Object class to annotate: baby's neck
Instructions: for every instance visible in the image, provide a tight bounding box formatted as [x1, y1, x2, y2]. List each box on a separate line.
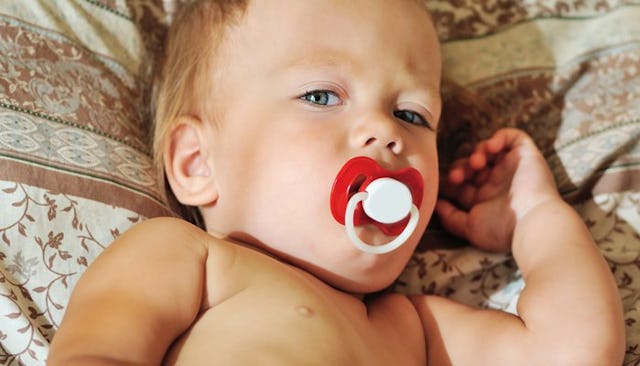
[223, 234, 371, 301]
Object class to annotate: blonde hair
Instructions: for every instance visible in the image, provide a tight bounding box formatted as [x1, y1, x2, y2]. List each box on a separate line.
[151, 0, 248, 225]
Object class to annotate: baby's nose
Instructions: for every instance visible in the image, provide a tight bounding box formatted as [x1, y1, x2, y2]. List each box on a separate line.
[351, 115, 404, 155]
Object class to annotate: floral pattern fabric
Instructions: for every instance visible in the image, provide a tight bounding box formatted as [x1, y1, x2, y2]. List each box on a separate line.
[0, 0, 638, 365]
[0, 1, 171, 364]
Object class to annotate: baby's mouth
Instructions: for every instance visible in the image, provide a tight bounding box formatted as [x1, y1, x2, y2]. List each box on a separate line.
[330, 157, 423, 236]
[348, 175, 367, 197]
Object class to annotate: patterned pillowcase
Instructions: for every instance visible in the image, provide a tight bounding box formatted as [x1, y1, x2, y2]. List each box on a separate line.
[0, 1, 173, 363]
[430, 0, 640, 194]
[1, 0, 639, 364]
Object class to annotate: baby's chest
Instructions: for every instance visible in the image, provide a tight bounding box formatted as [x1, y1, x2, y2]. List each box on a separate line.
[165, 281, 425, 365]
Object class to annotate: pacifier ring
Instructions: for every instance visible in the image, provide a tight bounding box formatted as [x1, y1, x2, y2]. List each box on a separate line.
[345, 192, 420, 254]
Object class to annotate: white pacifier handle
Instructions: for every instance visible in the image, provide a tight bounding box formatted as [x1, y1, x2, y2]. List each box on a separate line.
[345, 178, 419, 255]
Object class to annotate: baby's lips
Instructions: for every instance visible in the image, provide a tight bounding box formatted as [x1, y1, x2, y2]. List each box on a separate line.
[330, 156, 424, 236]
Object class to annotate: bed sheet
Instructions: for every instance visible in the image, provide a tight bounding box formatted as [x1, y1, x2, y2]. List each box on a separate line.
[0, 0, 638, 364]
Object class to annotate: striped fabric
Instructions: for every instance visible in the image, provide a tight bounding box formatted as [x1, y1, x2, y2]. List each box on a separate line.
[0, 1, 171, 364]
[0, 0, 638, 364]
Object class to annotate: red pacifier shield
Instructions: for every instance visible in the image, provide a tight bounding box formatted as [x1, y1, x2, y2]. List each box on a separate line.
[330, 157, 423, 236]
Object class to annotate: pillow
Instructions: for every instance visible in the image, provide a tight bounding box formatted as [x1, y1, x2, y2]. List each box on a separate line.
[2, 0, 639, 364]
[395, 0, 640, 362]
[0, 1, 173, 363]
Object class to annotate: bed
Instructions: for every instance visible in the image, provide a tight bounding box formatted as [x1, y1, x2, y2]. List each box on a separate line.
[0, 0, 638, 364]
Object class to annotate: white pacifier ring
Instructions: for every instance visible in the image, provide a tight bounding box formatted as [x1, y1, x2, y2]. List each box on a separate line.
[345, 178, 420, 255]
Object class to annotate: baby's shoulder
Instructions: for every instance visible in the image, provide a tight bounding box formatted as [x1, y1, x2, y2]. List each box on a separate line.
[104, 217, 211, 268]
[367, 293, 426, 338]
[200, 233, 311, 307]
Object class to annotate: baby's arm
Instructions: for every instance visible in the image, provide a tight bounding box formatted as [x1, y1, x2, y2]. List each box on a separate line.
[412, 129, 624, 365]
[48, 217, 214, 365]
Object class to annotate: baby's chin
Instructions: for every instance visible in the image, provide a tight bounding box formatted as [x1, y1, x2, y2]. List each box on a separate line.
[316, 232, 418, 293]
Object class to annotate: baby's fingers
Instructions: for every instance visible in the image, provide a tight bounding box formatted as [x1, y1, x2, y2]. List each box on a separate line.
[484, 128, 531, 155]
[458, 137, 504, 180]
[447, 158, 472, 184]
[469, 132, 509, 167]
[447, 152, 490, 185]
[435, 199, 470, 240]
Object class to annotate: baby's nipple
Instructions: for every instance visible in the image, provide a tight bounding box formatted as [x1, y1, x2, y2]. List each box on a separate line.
[295, 305, 314, 318]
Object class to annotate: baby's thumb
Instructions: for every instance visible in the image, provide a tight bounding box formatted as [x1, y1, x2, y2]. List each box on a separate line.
[436, 199, 469, 240]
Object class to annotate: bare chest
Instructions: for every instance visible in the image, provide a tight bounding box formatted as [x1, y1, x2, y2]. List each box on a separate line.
[164, 275, 425, 365]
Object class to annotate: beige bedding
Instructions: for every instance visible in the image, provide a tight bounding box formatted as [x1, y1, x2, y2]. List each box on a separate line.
[0, 0, 638, 364]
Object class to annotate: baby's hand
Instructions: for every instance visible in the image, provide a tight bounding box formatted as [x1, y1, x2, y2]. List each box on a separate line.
[436, 128, 560, 252]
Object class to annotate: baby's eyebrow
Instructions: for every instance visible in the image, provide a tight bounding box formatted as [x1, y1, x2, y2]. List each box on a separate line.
[282, 48, 358, 72]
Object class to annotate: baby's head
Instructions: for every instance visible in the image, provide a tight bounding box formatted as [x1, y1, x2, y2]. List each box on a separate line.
[152, 0, 442, 293]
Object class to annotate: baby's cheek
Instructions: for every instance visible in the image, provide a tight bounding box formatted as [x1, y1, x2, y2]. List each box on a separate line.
[421, 185, 439, 219]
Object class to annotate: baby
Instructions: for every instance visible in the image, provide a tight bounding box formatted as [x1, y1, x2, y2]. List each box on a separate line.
[48, 0, 625, 365]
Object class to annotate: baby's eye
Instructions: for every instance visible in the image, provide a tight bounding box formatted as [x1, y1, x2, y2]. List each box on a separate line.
[394, 110, 432, 130]
[300, 90, 341, 106]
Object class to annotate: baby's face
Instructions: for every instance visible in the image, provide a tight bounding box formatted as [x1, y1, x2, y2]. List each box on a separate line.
[201, 0, 442, 293]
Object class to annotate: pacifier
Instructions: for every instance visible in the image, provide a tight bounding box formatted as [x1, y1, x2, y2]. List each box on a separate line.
[330, 157, 423, 254]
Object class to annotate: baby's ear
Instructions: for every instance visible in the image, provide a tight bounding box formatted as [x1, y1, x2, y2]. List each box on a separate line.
[164, 116, 218, 206]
